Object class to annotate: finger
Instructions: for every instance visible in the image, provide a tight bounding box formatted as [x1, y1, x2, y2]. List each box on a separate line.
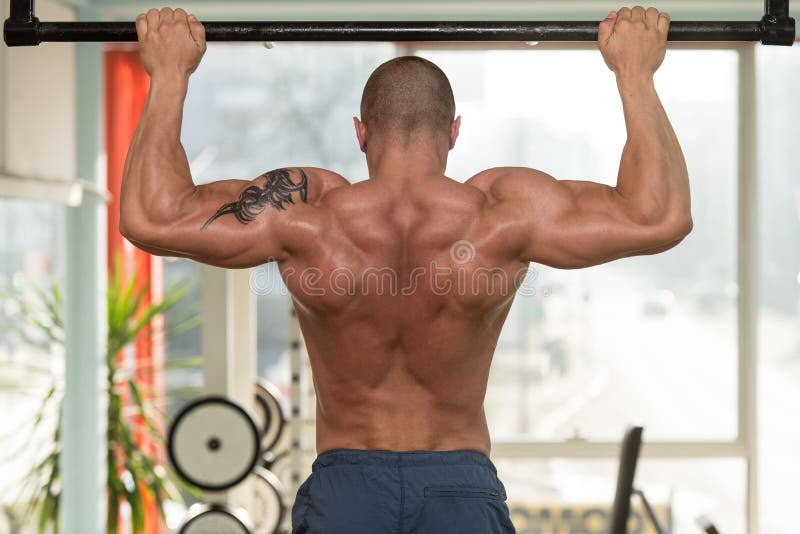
[617, 7, 632, 21]
[146, 8, 159, 34]
[645, 7, 660, 28]
[598, 11, 617, 44]
[631, 6, 646, 21]
[135, 13, 147, 41]
[159, 7, 174, 24]
[188, 14, 206, 46]
[172, 8, 189, 35]
[657, 11, 671, 35]
[173, 8, 188, 24]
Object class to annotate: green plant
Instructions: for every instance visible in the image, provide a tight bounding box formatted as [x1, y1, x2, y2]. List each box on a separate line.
[1, 261, 202, 533]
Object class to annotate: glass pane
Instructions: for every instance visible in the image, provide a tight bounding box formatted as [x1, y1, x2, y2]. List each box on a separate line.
[163, 258, 203, 420]
[183, 43, 396, 182]
[756, 44, 800, 534]
[176, 44, 396, 524]
[416, 48, 739, 442]
[496, 457, 746, 534]
[183, 42, 396, 404]
[0, 199, 64, 530]
[254, 262, 292, 409]
[0, 199, 63, 285]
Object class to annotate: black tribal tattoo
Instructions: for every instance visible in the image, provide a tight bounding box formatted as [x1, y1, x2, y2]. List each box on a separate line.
[201, 168, 309, 230]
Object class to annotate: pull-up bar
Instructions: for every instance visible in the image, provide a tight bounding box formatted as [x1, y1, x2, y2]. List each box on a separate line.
[4, 0, 796, 46]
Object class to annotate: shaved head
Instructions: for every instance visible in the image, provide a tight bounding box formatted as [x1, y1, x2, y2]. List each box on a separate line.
[360, 56, 456, 142]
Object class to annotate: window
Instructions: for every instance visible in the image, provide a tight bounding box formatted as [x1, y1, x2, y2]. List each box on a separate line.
[162, 258, 203, 419]
[183, 42, 395, 399]
[418, 47, 739, 443]
[169, 40, 795, 534]
[756, 43, 800, 534]
[496, 457, 746, 534]
[410, 45, 746, 533]
[0, 199, 64, 527]
[176, 44, 396, 521]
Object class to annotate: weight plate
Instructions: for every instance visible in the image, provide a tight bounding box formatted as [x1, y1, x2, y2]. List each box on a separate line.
[251, 467, 286, 534]
[168, 396, 261, 491]
[261, 449, 292, 488]
[180, 502, 253, 534]
[254, 380, 286, 453]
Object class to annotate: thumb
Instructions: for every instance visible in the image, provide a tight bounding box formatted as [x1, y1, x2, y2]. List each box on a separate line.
[598, 11, 617, 44]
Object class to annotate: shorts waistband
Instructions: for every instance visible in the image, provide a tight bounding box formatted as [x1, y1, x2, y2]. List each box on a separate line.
[312, 448, 497, 473]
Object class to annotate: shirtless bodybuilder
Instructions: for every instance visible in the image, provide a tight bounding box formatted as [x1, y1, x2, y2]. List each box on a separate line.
[121, 6, 690, 533]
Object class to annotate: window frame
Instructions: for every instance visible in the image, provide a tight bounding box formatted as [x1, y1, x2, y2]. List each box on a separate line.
[183, 39, 758, 532]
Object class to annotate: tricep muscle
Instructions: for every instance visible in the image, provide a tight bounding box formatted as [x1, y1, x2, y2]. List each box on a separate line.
[484, 168, 689, 269]
[121, 168, 311, 268]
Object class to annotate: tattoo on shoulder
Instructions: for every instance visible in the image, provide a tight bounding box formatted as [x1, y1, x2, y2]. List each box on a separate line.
[202, 168, 309, 230]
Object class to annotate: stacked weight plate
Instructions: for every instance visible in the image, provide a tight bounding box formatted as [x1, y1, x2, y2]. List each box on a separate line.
[169, 382, 288, 534]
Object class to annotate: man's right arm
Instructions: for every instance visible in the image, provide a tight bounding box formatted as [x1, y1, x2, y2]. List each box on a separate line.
[478, 6, 692, 269]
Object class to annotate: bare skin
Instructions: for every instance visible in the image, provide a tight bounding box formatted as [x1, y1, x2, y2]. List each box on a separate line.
[121, 6, 691, 456]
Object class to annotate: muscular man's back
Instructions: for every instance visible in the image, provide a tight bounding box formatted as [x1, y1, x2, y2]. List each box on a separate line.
[283, 171, 527, 455]
[123, 10, 691, 532]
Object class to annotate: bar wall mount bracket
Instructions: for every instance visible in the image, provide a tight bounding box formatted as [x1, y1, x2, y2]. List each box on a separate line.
[4, 0, 796, 46]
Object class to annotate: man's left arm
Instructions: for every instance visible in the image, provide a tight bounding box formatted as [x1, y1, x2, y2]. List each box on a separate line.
[120, 8, 314, 268]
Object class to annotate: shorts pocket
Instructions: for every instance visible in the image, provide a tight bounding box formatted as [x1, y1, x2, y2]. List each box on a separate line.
[423, 485, 504, 500]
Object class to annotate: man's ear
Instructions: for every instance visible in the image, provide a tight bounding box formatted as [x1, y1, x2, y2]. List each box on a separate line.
[449, 116, 462, 150]
[353, 117, 368, 153]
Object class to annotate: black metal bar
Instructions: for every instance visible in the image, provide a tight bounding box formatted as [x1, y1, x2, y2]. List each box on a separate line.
[4, 20, 785, 46]
[3, 0, 795, 47]
[766, 0, 790, 18]
[633, 489, 668, 534]
[762, 0, 796, 44]
[608, 426, 643, 534]
[9, 0, 34, 23]
[5, 0, 38, 45]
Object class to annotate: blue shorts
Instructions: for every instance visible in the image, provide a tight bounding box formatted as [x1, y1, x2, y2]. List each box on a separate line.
[291, 448, 516, 534]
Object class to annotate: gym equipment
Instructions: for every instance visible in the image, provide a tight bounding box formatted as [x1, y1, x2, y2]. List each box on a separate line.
[179, 502, 254, 534]
[253, 379, 287, 454]
[251, 467, 286, 534]
[609, 426, 722, 534]
[261, 448, 292, 501]
[697, 516, 722, 534]
[4, 0, 795, 46]
[168, 396, 261, 492]
[609, 426, 667, 534]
